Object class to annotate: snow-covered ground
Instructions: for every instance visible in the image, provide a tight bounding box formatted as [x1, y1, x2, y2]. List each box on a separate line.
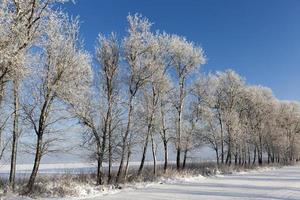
[3, 164, 300, 200]
[89, 165, 300, 200]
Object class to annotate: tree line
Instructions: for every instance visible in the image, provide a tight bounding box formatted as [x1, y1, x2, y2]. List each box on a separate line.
[1, 0, 300, 194]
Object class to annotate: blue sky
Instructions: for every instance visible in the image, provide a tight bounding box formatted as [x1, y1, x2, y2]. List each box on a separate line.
[63, 0, 300, 101]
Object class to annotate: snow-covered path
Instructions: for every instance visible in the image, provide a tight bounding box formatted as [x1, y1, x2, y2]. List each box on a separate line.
[89, 165, 300, 200]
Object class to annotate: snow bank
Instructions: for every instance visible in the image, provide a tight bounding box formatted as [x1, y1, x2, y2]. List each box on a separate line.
[158, 174, 206, 184]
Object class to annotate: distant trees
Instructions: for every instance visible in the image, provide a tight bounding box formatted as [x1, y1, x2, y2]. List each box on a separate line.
[1, 0, 300, 193]
[192, 71, 300, 167]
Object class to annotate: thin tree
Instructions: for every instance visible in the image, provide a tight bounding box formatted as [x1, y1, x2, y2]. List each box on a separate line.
[167, 35, 205, 169]
[116, 14, 159, 182]
[96, 33, 120, 184]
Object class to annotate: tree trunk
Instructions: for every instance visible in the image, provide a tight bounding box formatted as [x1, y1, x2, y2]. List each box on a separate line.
[96, 155, 102, 185]
[96, 137, 105, 185]
[107, 125, 112, 184]
[163, 140, 168, 173]
[215, 148, 219, 166]
[9, 81, 19, 191]
[138, 124, 151, 176]
[176, 79, 184, 170]
[116, 96, 133, 183]
[226, 130, 232, 165]
[124, 148, 131, 181]
[176, 112, 181, 170]
[150, 132, 156, 175]
[258, 148, 263, 165]
[176, 147, 181, 170]
[238, 149, 242, 165]
[218, 112, 224, 164]
[26, 135, 43, 194]
[182, 148, 188, 169]
[160, 102, 168, 173]
[234, 152, 238, 165]
[252, 146, 257, 165]
[258, 135, 263, 165]
[248, 146, 251, 165]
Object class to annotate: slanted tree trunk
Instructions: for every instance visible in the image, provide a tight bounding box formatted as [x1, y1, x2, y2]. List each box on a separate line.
[116, 95, 133, 183]
[26, 135, 43, 194]
[138, 122, 152, 176]
[25, 89, 55, 194]
[124, 146, 131, 181]
[182, 147, 188, 169]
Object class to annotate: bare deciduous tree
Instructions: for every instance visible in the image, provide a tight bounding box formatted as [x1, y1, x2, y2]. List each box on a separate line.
[166, 35, 205, 169]
[22, 15, 92, 193]
[116, 14, 160, 182]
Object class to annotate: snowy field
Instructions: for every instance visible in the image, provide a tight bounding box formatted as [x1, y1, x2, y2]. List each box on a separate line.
[3, 164, 300, 200]
[92, 165, 300, 200]
[0, 161, 178, 177]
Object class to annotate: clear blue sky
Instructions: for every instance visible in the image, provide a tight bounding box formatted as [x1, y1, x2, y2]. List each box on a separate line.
[63, 0, 300, 101]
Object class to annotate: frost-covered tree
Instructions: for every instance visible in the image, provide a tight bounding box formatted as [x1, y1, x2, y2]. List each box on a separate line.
[116, 14, 160, 182]
[238, 86, 275, 165]
[191, 74, 221, 164]
[213, 70, 244, 165]
[166, 34, 205, 169]
[276, 101, 300, 162]
[72, 33, 120, 185]
[22, 14, 92, 193]
[0, 0, 71, 190]
[96, 33, 120, 184]
[136, 34, 168, 176]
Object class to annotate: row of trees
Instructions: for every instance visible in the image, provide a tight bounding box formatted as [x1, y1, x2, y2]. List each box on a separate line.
[192, 72, 300, 166]
[1, 0, 300, 194]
